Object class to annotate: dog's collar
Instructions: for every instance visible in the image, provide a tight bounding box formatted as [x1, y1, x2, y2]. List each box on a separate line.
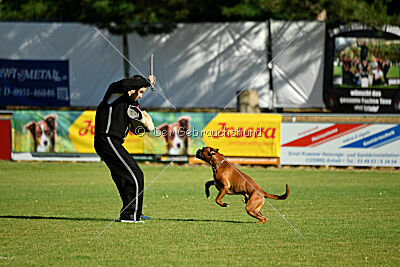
[212, 158, 226, 171]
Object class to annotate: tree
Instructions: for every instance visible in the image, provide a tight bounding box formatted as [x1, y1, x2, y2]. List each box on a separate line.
[220, 0, 399, 27]
[2, 0, 398, 29]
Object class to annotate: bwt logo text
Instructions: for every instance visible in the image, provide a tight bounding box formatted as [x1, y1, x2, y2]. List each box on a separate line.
[0, 68, 64, 82]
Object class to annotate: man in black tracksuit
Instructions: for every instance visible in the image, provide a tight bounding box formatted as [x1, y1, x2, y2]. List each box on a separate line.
[94, 75, 155, 223]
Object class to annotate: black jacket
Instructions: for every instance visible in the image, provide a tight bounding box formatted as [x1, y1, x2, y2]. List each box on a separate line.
[95, 76, 150, 141]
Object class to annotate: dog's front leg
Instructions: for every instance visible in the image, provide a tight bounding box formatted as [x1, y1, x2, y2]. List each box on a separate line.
[215, 187, 229, 207]
[205, 180, 214, 199]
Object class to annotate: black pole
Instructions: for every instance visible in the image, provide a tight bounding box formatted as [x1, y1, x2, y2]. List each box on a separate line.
[267, 19, 274, 93]
[123, 33, 130, 78]
[267, 19, 281, 112]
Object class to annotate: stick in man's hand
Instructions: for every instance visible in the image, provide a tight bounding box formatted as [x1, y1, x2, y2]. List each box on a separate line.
[150, 54, 155, 90]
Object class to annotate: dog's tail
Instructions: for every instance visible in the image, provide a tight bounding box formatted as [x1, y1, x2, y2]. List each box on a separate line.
[264, 184, 289, 200]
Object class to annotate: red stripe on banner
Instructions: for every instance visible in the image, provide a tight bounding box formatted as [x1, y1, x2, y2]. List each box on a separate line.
[282, 124, 369, 147]
[309, 124, 369, 147]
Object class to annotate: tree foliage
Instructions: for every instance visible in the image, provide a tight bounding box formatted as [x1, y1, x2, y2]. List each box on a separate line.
[0, 0, 399, 33]
[221, 0, 399, 27]
[0, 0, 188, 34]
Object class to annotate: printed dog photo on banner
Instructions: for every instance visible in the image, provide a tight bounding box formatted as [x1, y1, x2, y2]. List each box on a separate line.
[157, 116, 191, 155]
[144, 112, 216, 156]
[12, 110, 81, 153]
[24, 114, 57, 152]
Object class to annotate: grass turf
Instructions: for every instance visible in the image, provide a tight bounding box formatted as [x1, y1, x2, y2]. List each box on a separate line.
[0, 161, 399, 265]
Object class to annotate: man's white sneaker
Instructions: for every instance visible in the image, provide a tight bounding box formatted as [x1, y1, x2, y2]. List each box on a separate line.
[120, 219, 146, 223]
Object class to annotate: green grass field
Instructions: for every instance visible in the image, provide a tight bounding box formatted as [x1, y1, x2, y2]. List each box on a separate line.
[1, 161, 399, 265]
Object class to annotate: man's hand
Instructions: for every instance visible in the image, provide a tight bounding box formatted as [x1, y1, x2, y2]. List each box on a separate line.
[149, 75, 156, 86]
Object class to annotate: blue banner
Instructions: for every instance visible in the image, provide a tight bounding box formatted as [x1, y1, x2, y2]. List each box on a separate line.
[0, 59, 70, 106]
[341, 125, 400, 148]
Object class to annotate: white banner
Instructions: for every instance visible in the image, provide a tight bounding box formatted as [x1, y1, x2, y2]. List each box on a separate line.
[281, 122, 400, 167]
[1, 21, 329, 109]
[127, 22, 269, 108]
[271, 20, 325, 108]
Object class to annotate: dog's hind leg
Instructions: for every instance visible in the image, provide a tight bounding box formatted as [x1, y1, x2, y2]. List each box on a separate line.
[245, 194, 267, 223]
[205, 180, 215, 198]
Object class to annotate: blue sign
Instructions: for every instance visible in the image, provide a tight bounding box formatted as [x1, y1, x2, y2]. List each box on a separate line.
[341, 125, 400, 148]
[0, 59, 70, 106]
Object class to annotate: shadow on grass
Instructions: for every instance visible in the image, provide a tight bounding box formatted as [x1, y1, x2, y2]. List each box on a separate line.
[155, 218, 253, 224]
[0, 215, 253, 224]
[0, 215, 111, 222]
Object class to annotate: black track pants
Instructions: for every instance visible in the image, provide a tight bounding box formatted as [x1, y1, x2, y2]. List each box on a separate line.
[94, 134, 144, 221]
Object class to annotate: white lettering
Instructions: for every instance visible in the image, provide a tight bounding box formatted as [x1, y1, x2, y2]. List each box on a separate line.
[311, 128, 338, 142]
[363, 130, 395, 146]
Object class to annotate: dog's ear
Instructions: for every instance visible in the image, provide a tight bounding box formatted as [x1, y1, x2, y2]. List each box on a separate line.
[44, 115, 57, 131]
[178, 117, 190, 130]
[157, 123, 170, 142]
[24, 122, 37, 137]
[209, 150, 218, 155]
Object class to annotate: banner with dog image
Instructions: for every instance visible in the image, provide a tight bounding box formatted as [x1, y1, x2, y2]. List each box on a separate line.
[12, 110, 79, 153]
[12, 110, 281, 157]
[12, 110, 203, 154]
[145, 112, 217, 155]
[146, 112, 281, 157]
[11, 110, 144, 153]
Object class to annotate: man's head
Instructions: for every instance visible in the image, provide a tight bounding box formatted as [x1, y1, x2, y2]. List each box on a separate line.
[128, 87, 147, 101]
[124, 75, 155, 101]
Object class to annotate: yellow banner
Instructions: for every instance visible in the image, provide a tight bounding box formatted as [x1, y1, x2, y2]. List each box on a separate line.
[68, 111, 144, 153]
[202, 113, 281, 157]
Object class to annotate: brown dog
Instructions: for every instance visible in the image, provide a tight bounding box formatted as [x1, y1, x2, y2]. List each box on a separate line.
[195, 146, 289, 223]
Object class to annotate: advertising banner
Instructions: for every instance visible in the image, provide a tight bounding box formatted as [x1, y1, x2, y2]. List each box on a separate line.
[148, 112, 281, 157]
[12, 110, 142, 154]
[281, 122, 400, 167]
[68, 111, 144, 154]
[12, 110, 281, 158]
[201, 113, 281, 157]
[145, 112, 215, 156]
[323, 23, 400, 113]
[0, 59, 70, 106]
